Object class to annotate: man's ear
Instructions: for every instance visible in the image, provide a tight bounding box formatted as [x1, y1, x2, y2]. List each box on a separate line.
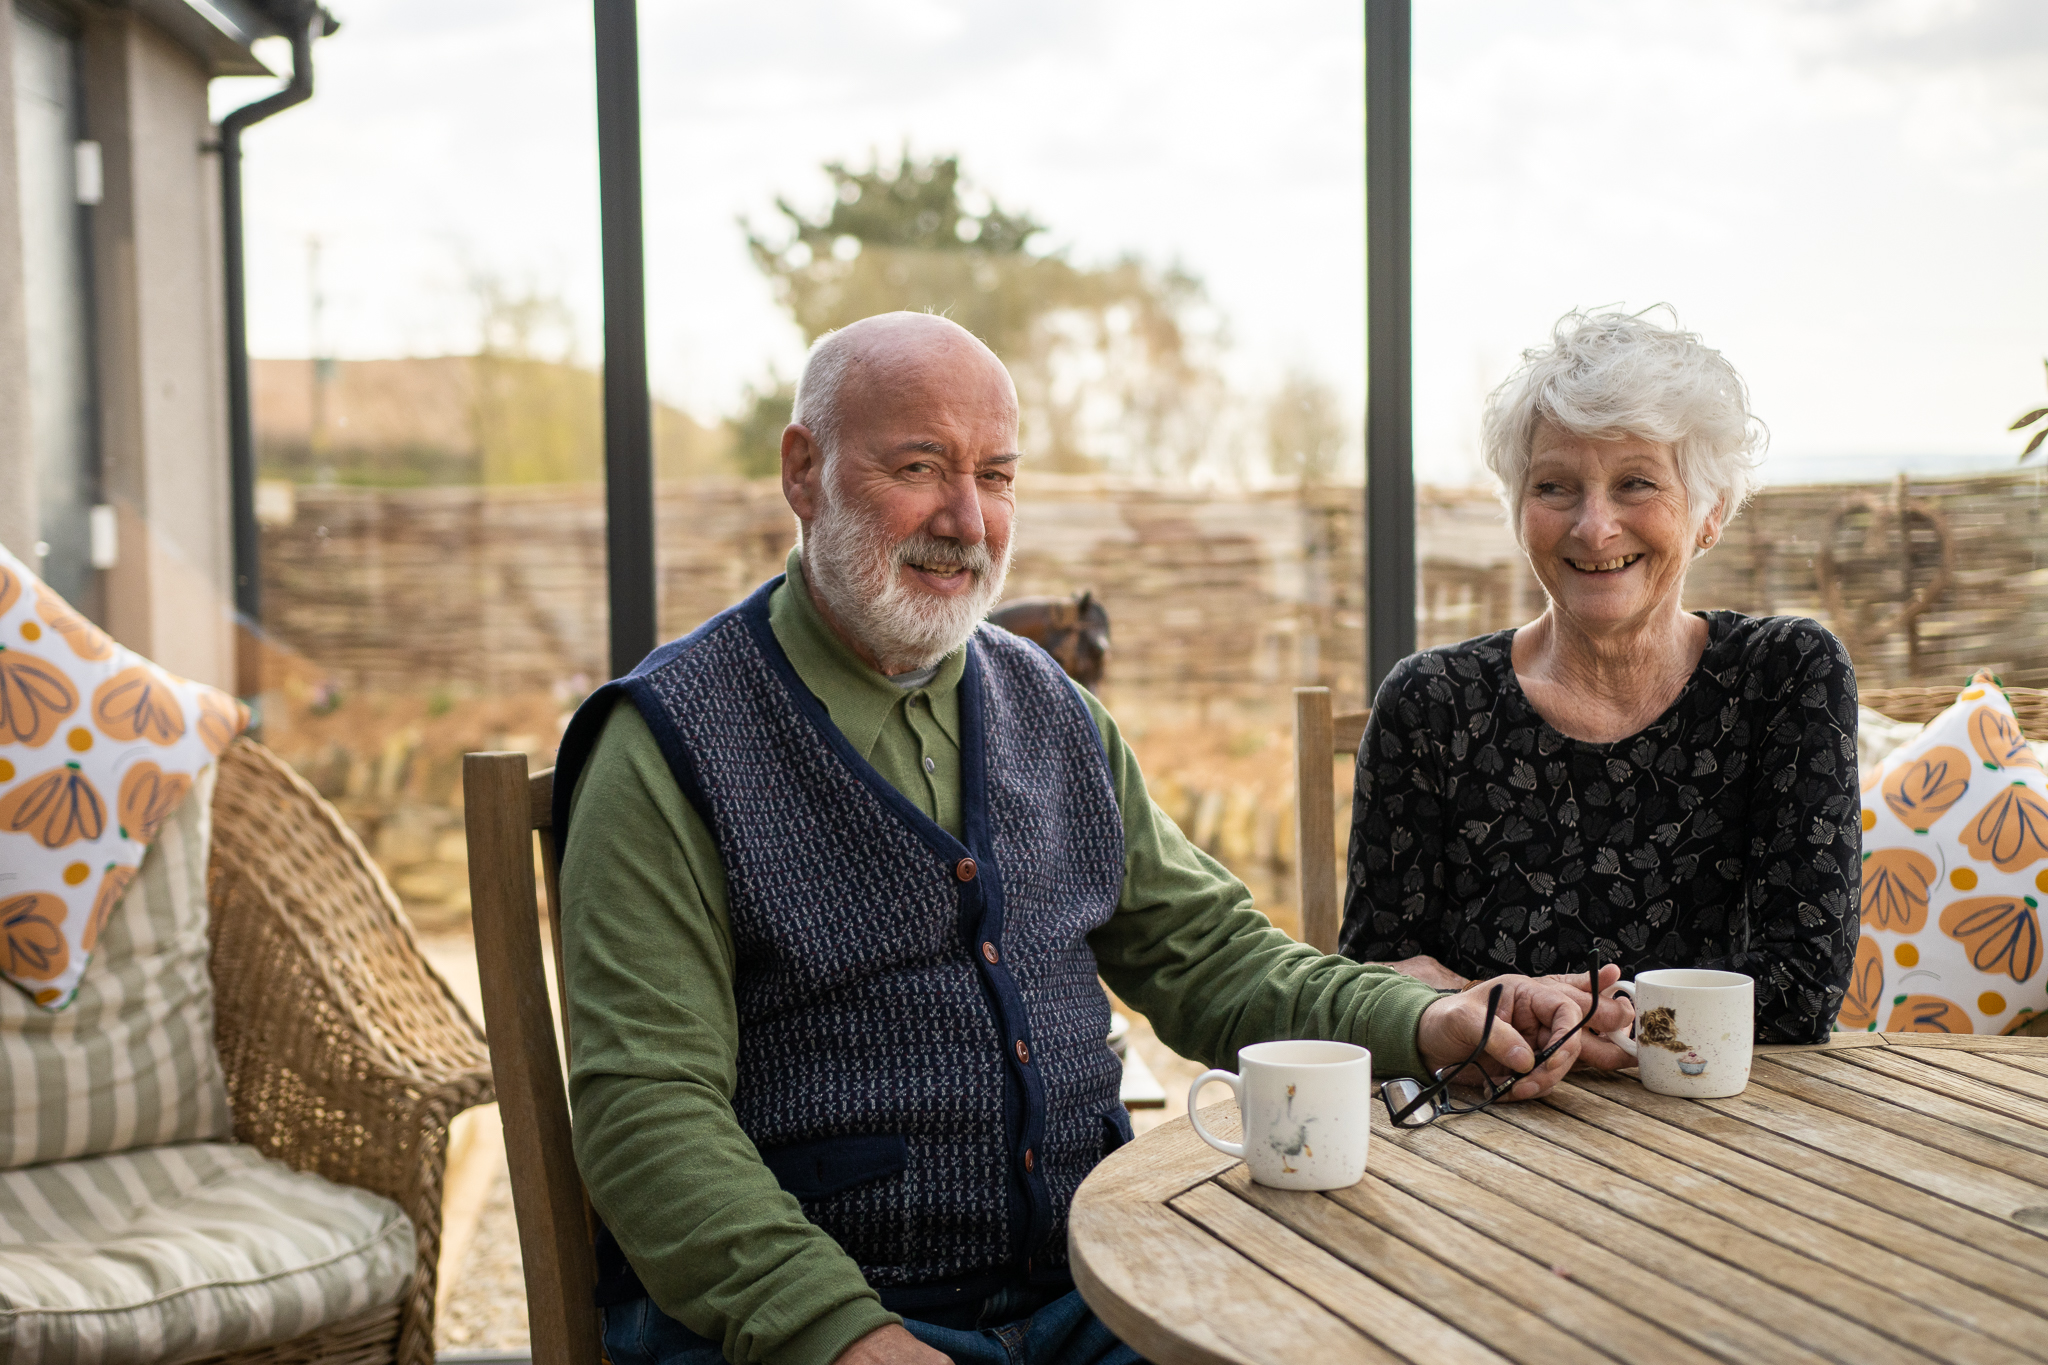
[782, 423, 823, 521]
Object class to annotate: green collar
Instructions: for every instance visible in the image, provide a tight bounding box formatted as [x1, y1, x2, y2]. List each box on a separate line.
[769, 548, 966, 756]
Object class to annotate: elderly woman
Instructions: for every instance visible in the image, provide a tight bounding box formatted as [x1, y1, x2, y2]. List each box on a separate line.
[1338, 309, 1859, 1043]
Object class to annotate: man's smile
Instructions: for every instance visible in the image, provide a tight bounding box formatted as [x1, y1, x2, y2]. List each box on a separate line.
[1565, 553, 1641, 574]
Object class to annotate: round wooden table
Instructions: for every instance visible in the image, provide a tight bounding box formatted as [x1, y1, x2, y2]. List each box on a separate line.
[1069, 1033, 2048, 1365]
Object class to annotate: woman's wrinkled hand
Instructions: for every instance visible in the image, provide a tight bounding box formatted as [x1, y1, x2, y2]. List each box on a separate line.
[1535, 967, 1638, 1071]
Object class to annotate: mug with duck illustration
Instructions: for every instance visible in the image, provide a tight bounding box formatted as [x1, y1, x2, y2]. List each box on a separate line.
[1188, 1040, 1373, 1190]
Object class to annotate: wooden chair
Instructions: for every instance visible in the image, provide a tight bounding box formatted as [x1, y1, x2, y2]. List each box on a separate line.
[463, 753, 603, 1365]
[1292, 687, 1370, 954]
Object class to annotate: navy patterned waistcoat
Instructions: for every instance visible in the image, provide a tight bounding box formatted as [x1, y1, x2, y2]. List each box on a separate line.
[553, 577, 1128, 1292]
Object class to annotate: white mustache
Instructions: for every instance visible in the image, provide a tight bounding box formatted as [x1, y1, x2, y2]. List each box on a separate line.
[891, 533, 996, 575]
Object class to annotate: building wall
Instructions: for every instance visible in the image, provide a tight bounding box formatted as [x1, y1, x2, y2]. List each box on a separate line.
[81, 5, 232, 688]
[0, 2, 39, 556]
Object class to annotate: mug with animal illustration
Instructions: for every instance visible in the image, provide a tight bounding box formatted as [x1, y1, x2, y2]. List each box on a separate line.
[1598, 968, 1755, 1098]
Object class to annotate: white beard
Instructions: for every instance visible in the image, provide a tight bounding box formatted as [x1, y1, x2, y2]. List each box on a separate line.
[802, 475, 1012, 673]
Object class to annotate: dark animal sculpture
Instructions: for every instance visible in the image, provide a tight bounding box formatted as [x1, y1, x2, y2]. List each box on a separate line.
[987, 591, 1110, 689]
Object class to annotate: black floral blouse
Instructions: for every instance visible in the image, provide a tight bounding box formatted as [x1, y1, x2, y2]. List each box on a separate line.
[1338, 613, 1860, 1043]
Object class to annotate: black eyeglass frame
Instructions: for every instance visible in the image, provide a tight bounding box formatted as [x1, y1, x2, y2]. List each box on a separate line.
[1378, 962, 1611, 1129]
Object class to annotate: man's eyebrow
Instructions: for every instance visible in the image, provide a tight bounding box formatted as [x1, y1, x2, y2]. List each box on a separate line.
[893, 440, 949, 454]
[983, 452, 1021, 466]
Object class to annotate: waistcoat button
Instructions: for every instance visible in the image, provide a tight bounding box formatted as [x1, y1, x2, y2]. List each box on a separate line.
[1023, 1148, 1035, 1173]
[955, 857, 977, 882]
[1015, 1039, 1031, 1064]
[982, 941, 999, 964]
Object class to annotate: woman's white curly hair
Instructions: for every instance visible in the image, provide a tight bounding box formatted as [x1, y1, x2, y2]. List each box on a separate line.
[1480, 307, 1766, 548]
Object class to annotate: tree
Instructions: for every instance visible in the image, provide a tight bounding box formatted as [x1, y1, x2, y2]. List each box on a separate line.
[744, 151, 1228, 477]
[2015, 359, 2048, 463]
[1265, 369, 1348, 488]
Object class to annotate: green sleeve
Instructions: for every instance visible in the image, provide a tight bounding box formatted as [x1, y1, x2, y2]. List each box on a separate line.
[1078, 690, 1443, 1079]
[560, 699, 898, 1365]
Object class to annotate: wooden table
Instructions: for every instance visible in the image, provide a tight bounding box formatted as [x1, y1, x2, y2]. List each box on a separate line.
[1070, 1033, 2048, 1364]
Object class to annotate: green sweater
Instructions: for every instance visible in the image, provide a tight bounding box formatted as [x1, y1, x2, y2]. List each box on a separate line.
[560, 551, 1440, 1365]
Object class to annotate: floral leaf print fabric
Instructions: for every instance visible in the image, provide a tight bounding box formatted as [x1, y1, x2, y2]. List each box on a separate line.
[1338, 613, 1860, 1044]
[1854, 671, 2048, 1034]
[0, 543, 247, 1009]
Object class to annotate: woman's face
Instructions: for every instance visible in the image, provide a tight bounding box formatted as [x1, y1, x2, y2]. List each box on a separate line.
[1520, 423, 1715, 638]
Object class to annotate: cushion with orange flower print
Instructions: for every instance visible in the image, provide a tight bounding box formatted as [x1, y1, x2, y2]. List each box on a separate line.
[0, 543, 246, 1010]
[1850, 671, 2048, 1035]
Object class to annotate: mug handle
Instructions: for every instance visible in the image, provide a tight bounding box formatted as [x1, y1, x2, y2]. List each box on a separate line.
[1595, 980, 1640, 1060]
[1187, 1069, 1245, 1158]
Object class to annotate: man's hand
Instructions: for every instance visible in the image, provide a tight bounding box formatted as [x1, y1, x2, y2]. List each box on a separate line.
[834, 1324, 952, 1365]
[1373, 954, 1471, 990]
[1414, 967, 1632, 1101]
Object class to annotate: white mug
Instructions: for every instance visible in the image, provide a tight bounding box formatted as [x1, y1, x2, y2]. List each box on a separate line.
[1188, 1040, 1372, 1190]
[1602, 968, 1754, 1098]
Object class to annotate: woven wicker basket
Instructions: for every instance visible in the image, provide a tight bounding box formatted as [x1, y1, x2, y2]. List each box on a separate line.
[205, 740, 494, 1365]
[1861, 685, 2048, 733]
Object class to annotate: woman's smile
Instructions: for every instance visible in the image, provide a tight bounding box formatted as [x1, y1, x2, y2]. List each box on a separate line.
[1565, 552, 1642, 574]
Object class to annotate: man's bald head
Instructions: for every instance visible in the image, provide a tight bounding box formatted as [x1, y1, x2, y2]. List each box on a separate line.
[790, 312, 1016, 465]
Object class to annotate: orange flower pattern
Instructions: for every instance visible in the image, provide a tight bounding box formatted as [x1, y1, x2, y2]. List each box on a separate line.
[82, 865, 135, 954]
[1861, 848, 1936, 933]
[33, 582, 113, 661]
[195, 689, 247, 757]
[117, 762, 191, 846]
[2, 892, 69, 982]
[0, 647, 79, 747]
[1960, 783, 2048, 872]
[0, 543, 240, 1010]
[1886, 994, 1972, 1032]
[1968, 706, 2042, 772]
[1938, 894, 2044, 982]
[1838, 934, 1883, 1031]
[0, 764, 107, 848]
[1882, 746, 1972, 830]
[92, 666, 187, 745]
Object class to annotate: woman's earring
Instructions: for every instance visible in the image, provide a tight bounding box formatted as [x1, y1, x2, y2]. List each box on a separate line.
[1699, 534, 1715, 548]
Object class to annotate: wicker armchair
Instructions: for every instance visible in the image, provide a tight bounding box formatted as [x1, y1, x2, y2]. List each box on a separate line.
[1861, 684, 2048, 730]
[204, 739, 495, 1365]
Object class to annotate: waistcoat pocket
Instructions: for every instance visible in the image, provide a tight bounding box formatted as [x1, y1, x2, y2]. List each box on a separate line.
[762, 1133, 909, 1199]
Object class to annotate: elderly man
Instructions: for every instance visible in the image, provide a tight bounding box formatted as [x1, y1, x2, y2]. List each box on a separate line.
[553, 312, 1627, 1365]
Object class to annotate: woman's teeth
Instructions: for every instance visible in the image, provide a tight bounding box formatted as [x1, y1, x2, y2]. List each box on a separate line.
[1568, 553, 1641, 573]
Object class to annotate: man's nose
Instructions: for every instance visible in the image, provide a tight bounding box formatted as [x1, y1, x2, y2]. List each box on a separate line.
[928, 472, 986, 546]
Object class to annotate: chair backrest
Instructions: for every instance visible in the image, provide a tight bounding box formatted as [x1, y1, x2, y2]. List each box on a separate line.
[463, 752, 602, 1365]
[1291, 688, 1370, 954]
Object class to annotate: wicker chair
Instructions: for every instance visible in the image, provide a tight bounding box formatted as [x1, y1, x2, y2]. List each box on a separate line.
[204, 738, 495, 1365]
[1862, 684, 2048, 730]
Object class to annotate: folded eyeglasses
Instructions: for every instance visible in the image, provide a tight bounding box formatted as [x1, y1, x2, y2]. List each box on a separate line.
[1379, 961, 1617, 1129]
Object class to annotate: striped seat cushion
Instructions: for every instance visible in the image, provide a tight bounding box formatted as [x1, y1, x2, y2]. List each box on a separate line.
[0, 767, 230, 1169]
[0, 1142, 414, 1364]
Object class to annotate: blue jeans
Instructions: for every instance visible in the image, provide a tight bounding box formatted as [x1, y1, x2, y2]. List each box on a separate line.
[602, 1287, 1145, 1365]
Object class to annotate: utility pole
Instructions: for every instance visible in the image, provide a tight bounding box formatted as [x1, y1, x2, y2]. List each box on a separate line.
[594, 0, 657, 677]
[1364, 0, 1414, 696]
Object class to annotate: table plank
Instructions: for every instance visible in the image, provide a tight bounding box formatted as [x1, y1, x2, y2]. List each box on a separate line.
[1826, 1048, 2048, 1133]
[1225, 1165, 1716, 1365]
[1497, 1088, 2048, 1351]
[1756, 1034, 1893, 1054]
[1758, 1054, 2048, 1178]
[1880, 1034, 2048, 1054]
[1882, 1046, 2048, 1100]
[1071, 1198, 1396, 1365]
[1567, 1075, 2048, 1308]
[1442, 1107, 2025, 1364]
[1172, 1178, 1509, 1365]
[1713, 1066, 2048, 1228]
[1357, 1138, 1824, 1364]
[1386, 1120, 1898, 1363]
[1200, 1169, 1605, 1365]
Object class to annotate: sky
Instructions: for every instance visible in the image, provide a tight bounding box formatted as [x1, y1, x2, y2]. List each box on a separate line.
[218, 0, 2048, 486]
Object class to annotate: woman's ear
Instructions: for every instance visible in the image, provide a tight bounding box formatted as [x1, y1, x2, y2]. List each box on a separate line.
[1696, 503, 1726, 550]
